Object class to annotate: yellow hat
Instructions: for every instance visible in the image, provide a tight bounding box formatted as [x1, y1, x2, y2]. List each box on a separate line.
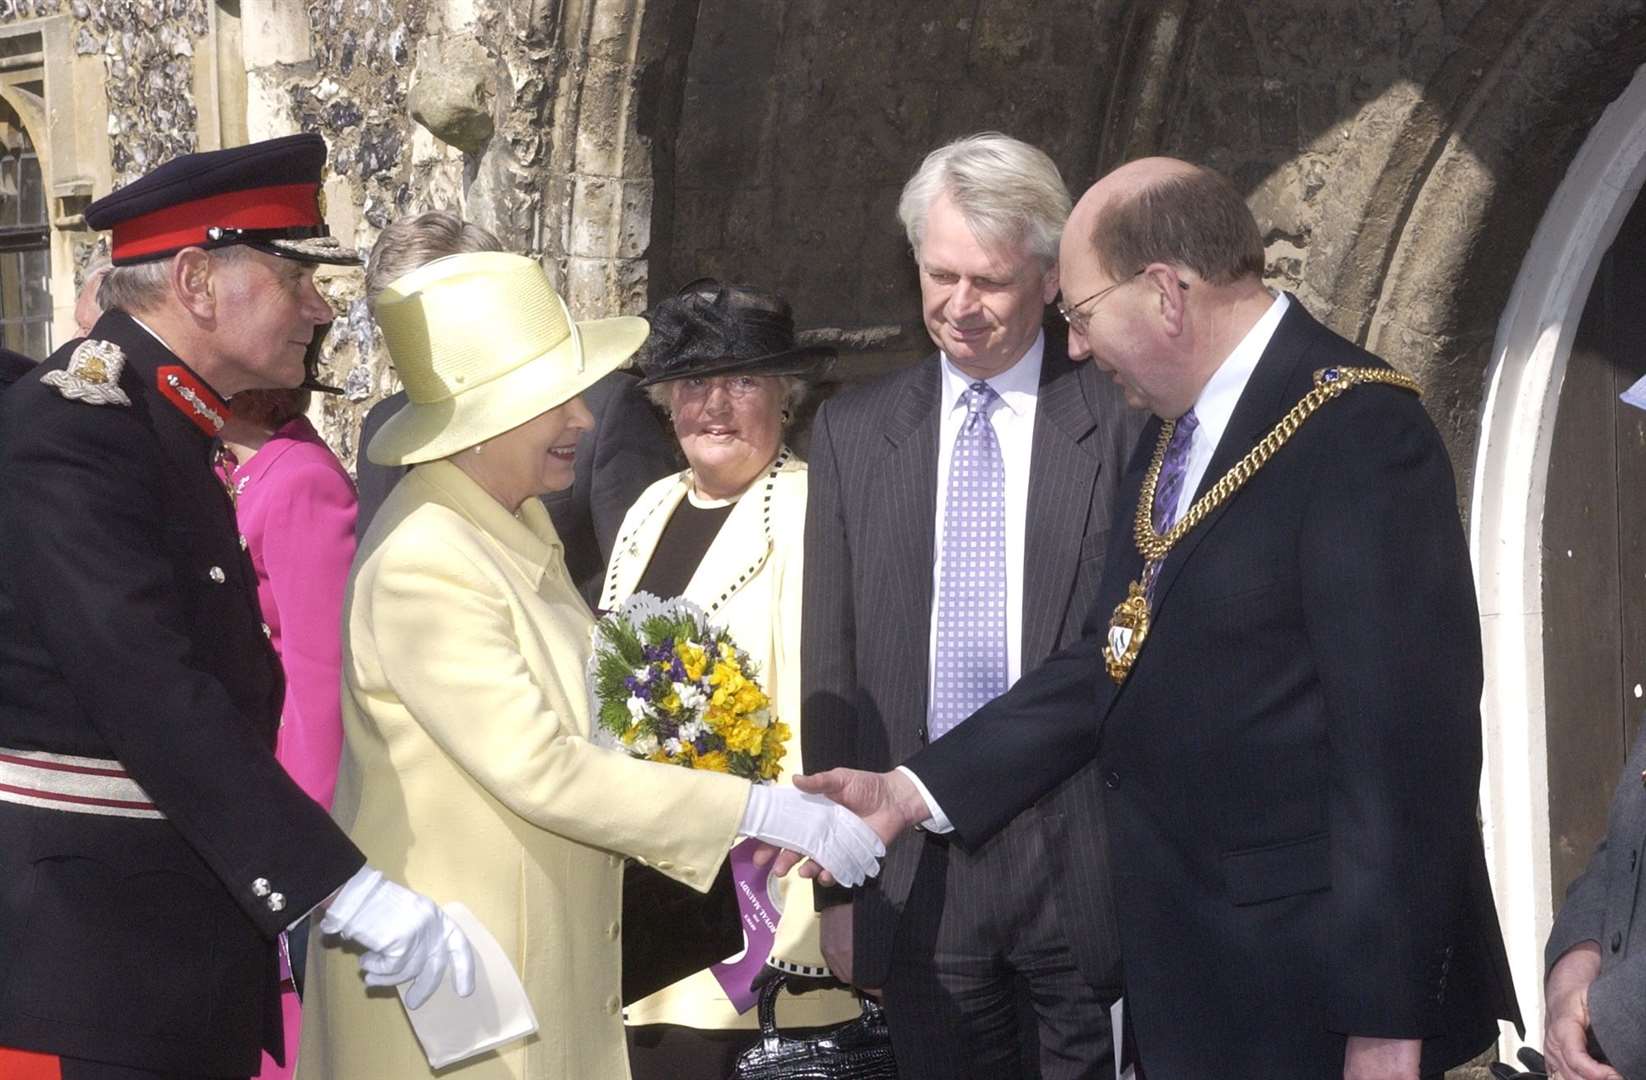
[367, 251, 649, 466]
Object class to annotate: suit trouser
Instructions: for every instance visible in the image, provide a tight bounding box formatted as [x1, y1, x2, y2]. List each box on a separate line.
[882, 818, 1114, 1080]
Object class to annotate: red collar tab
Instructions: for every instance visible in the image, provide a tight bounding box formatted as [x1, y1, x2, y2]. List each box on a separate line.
[111, 182, 322, 264]
[155, 365, 228, 435]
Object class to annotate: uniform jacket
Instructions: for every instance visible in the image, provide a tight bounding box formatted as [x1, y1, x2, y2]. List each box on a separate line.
[1547, 722, 1646, 1078]
[229, 415, 355, 810]
[301, 459, 750, 1080]
[0, 311, 364, 1076]
[356, 370, 677, 604]
[601, 453, 860, 1030]
[908, 299, 1521, 1076]
[801, 329, 1143, 991]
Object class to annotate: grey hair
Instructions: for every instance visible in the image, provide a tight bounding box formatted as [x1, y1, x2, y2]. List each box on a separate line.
[896, 132, 1071, 266]
[366, 211, 504, 303]
[97, 244, 252, 316]
[649, 374, 808, 428]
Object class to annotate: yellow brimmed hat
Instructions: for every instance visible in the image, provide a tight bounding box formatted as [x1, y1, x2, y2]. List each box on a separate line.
[367, 252, 649, 466]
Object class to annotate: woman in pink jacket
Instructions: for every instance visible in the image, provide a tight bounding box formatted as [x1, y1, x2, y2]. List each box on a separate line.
[219, 376, 356, 1080]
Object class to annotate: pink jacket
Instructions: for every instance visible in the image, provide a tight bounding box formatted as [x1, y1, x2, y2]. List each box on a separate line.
[230, 416, 355, 811]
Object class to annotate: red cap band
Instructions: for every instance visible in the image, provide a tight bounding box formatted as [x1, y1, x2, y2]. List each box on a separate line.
[111, 182, 322, 263]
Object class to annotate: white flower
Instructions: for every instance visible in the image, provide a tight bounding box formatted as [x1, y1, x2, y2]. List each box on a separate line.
[678, 717, 707, 741]
[662, 737, 684, 756]
[626, 695, 651, 721]
[632, 733, 660, 756]
[674, 682, 706, 710]
[633, 665, 653, 684]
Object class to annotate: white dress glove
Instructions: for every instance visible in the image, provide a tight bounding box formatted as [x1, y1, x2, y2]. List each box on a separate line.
[320, 865, 476, 1009]
[739, 784, 885, 887]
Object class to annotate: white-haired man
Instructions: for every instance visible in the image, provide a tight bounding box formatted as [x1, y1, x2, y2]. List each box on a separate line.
[801, 131, 1143, 1079]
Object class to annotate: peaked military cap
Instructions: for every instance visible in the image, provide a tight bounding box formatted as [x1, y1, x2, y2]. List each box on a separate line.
[85, 133, 360, 267]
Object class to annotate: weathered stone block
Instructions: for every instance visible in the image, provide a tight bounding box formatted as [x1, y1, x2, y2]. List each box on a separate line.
[408, 33, 496, 156]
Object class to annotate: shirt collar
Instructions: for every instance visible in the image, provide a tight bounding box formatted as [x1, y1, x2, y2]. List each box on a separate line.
[1188, 291, 1289, 447]
[939, 328, 1045, 417]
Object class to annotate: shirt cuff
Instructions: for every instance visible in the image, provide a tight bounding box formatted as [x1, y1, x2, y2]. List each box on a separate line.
[896, 765, 954, 834]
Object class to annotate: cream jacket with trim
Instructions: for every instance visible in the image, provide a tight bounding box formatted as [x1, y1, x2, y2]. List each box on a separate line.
[299, 460, 749, 1080]
[601, 453, 860, 1031]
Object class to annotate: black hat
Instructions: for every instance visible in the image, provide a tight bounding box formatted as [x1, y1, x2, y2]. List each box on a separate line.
[86, 133, 359, 267]
[633, 278, 835, 388]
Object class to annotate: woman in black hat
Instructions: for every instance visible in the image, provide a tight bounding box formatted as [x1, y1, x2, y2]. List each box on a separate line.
[600, 281, 860, 1076]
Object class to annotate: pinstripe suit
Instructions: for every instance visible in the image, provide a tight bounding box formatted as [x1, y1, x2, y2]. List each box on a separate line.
[802, 325, 1143, 1077]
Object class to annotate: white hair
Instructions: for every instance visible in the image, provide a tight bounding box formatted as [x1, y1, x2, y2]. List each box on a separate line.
[896, 132, 1071, 266]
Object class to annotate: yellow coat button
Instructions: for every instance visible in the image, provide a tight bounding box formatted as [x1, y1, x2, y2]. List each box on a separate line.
[655, 860, 673, 871]
[605, 995, 620, 1014]
[606, 921, 619, 940]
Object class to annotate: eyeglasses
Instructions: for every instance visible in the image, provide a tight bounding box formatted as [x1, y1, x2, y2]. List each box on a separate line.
[673, 374, 771, 400]
[1056, 270, 1189, 336]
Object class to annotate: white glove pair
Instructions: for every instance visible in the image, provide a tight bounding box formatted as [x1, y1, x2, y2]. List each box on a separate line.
[739, 784, 885, 887]
[320, 865, 475, 1009]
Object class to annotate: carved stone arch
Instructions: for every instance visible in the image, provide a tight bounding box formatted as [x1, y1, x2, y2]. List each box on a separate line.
[537, 0, 701, 316]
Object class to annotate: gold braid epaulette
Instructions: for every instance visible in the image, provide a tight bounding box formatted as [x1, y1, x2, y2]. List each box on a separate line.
[1132, 365, 1422, 563]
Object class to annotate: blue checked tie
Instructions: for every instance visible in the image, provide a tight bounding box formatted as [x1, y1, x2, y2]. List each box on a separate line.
[929, 381, 1007, 741]
[1144, 408, 1198, 599]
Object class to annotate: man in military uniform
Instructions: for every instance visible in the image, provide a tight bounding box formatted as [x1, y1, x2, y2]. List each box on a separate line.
[0, 134, 473, 1080]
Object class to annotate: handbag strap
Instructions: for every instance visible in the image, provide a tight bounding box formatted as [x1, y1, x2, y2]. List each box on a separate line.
[757, 970, 884, 1045]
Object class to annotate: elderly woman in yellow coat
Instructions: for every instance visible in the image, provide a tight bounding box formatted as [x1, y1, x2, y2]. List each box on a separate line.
[298, 253, 883, 1080]
[600, 281, 862, 1078]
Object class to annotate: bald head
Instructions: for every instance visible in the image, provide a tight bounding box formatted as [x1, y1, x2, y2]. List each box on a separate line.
[1065, 157, 1264, 288]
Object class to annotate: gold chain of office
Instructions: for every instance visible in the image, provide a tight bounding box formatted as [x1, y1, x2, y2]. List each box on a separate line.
[1101, 365, 1422, 685]
[1132, 365, 1422, 563]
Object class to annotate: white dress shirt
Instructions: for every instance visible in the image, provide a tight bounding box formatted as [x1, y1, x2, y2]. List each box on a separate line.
[905, 294, 1291, 833]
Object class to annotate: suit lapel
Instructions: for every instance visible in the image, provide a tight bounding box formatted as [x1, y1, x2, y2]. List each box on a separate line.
[1022, 339, 1100, 664]
[604, 473, 690, 602]
[882, 361, 941, 701]
[1148, 300, 1320, 613]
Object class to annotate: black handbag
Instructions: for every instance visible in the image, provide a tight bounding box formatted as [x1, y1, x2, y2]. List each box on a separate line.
[621, 859, 742, 1005]
[729, 973, 899, 1080]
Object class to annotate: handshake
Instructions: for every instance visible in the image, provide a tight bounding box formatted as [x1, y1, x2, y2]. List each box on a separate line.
[317, 767, 923, 1009]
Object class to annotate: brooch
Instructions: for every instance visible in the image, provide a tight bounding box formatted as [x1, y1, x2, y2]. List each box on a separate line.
[41, 339, 131, 407]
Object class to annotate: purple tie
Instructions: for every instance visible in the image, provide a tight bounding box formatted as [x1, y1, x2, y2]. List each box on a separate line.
[1145, 408, 1198, 597]
[929, 381, 1007, 741]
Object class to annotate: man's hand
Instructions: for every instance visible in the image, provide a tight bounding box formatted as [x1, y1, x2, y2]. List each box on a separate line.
[1343, 1035, 1421, 1080]
[1545, 942, 1621, 1080]
[767, 768, 930, 883]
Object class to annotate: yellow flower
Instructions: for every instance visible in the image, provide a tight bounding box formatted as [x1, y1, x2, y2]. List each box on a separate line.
[694, 750, 730, 774]
[677, 642, 708, 681]
[722, 714, 767, 755]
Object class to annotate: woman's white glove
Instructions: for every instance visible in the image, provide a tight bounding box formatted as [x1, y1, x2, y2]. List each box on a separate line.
[320, 866, 476, 1009]
[739, 784, 885, 887]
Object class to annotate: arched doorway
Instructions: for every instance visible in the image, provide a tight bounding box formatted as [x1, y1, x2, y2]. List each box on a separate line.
[1472, 62, 1646, 1047]
[1540, 189, 1646, 903]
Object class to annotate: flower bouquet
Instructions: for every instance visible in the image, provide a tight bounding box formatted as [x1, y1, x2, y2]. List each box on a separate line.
[589, 592, 789, 781]
[588, 592, 791, 1011]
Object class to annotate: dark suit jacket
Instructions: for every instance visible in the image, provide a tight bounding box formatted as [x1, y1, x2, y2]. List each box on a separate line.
[0, 346, 32, 388]
[1547, 722, 1646, 1077]
[802, 327, 1143, 991]
[0, 313, 364, 1075]
[355, 369, 676, 605]
[907, 299, 1520, 1076]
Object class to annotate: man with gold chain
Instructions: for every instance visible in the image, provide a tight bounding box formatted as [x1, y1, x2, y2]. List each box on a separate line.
[783, 157, 1522, 1079]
